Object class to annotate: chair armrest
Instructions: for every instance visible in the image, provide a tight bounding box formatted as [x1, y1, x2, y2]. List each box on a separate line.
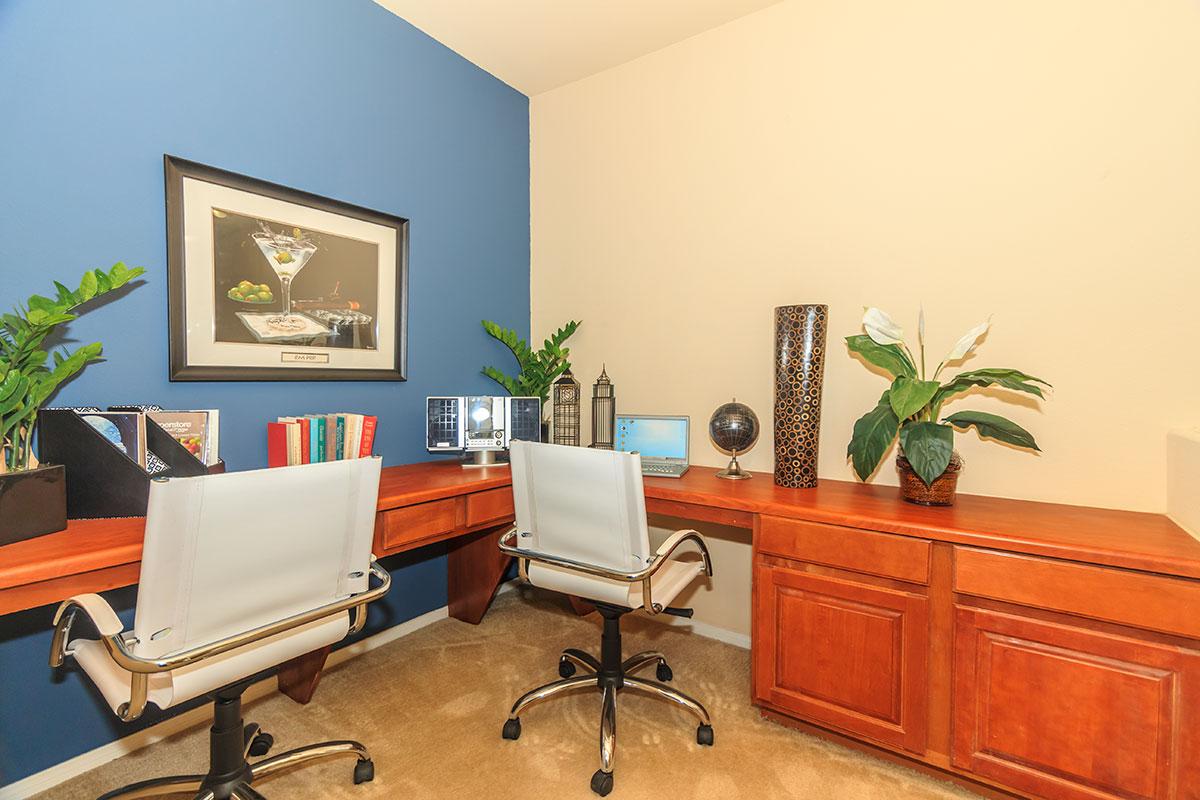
[499, 528, 652, 582]
[49, 594, 124, 668]
[499, 527, 713, 617]
[652, 529, 713, 577]
[50, 560, 389, 722]
[638, 529, 713, 614]
[101, 559, 391, 675]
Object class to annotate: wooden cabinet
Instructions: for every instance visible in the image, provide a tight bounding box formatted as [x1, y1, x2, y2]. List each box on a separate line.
[752, 517, 1200, 800]
[753, 562, 930, 754]
[953, 606, 1200, 800]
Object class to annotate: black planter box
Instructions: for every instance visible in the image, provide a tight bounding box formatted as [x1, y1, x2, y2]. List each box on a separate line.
[0, 463, 68, 546]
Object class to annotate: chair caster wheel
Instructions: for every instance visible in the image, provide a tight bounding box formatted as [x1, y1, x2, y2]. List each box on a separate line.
[248, 732, 273, 757]
[656, 661, 673, 682]
[353, 758, 374, 784]
[559, 657, 576, 678]
[590, 769, 614, 796]
[502, 717, 522, 740]
[697, 723, 714, 746]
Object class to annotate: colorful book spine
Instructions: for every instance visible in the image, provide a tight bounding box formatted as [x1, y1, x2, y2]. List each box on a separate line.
[325, 414, 338, 461]
[286, 422, 302, 466]
[313, 416, 326, 463]
[358, 415, 378, 457]
[267, 422, 288, 468]
[333, 415, 346, 460]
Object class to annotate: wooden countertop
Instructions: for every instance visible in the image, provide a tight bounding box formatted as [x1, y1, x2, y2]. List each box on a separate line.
[3, 460, 1198, 608]
[641, 469, 1200, 580]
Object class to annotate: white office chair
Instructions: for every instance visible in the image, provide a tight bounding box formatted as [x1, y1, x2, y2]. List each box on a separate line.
[498, 441, 715, 797]
[48, 458, 389, 800]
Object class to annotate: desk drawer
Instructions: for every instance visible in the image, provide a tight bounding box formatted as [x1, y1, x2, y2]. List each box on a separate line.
[954, 547, 1200, 639]
[380, 498, 459, 552]
[758, 515, 931, 584]
[467, 487, 514, 528]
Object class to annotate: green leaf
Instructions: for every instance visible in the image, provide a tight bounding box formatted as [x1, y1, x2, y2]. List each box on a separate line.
[26, 294, 57, 313]
[944, 410, 1040, 451]
[0, 372, 30, 415]
[933, 367, 1051, 411]
[846, 334, 916, 379]
[888, 377, 940, 420]
[847, 392, 900, 480]
[52, 280, 76, 303]
[77, 270, 98, 301]
[481, 365, 520, 397]
[94, 268, 112, 294]
[899, 422, 954, 485]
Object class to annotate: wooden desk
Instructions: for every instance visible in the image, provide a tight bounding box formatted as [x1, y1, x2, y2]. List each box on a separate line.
[5, 461, 1200, 800]
[0, 462, 518, 617]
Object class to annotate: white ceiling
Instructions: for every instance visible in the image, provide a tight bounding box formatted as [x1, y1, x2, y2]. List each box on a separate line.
[375, 0, 782, 96]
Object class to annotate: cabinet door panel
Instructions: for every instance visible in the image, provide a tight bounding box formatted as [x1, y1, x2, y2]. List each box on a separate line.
[953, 606, 1200, 800]
[753, 564, 929, 754]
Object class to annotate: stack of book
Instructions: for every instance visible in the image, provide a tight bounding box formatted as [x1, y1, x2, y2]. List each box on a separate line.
[268, 413, 378, 467]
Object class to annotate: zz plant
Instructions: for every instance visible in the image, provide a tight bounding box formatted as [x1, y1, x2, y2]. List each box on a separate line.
[846, 307, 1048, 485]
[481, 319, 581, 417]
[0, 263, 145, 472]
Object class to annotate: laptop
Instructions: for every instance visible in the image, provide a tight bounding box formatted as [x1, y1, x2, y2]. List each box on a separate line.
[615, 414, 690, 478]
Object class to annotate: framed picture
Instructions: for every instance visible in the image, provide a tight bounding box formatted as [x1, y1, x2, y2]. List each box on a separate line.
[165, 155, 408, 381]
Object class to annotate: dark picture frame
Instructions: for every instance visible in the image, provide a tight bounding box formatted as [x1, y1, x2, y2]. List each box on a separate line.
[165, 155, 409, 381]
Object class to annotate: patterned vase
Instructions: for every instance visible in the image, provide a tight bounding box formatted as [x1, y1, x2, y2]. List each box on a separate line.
[774, 304, 828, 488]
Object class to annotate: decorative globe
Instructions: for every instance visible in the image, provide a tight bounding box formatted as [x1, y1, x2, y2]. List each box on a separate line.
[709, 401, 760, 455]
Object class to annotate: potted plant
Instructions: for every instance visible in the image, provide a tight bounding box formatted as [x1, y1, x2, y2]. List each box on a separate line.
[481, 319, 581, 441]
[845, 307, 1048, 505]
[0, 263, 145, 544]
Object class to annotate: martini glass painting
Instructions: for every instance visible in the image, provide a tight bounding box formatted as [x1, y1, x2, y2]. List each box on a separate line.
[251, 224, 317, 331]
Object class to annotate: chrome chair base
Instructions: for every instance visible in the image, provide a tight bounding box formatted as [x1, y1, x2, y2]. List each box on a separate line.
[502, 605, 713, 797]
[96, 683, 374, 800]
[97, 741, 374, 800]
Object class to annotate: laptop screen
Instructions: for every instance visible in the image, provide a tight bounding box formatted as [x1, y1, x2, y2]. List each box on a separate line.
[615, 415, 689, 461]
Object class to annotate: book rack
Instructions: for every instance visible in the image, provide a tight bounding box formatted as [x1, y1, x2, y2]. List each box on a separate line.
[37, 409, 225, 519]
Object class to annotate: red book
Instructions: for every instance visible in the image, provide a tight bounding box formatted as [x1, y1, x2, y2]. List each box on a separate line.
[358, 415, 378, 458]
[267, 422, 288, 468]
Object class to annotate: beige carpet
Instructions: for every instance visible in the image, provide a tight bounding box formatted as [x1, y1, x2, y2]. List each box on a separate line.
[35, 588, 981, 800]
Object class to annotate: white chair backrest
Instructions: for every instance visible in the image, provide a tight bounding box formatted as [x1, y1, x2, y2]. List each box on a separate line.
[510, 440, 650, 573]
[132, 457, 381, 659]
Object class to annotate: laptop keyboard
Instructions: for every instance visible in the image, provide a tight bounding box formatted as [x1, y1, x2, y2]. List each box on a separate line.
[641, 462, 689, 478]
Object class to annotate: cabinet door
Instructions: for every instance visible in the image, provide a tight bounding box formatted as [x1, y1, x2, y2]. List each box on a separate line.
[953, 607, 1200, 800]
[753, 563, 929, 754]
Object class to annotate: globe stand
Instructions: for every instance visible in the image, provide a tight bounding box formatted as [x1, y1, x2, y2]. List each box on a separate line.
[716, 451, 752, 480]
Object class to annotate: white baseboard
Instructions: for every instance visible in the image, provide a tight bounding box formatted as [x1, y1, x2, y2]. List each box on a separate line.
[654, 613, 751, 649]
[0, 605, 450, 800]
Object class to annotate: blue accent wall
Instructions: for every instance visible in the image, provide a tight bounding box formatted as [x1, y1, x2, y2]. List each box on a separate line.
[0, 0, 529, 785]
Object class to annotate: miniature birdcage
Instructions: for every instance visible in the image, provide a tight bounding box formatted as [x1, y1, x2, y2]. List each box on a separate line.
[552, 369, 581, 446]
[589, 365, 615, 450]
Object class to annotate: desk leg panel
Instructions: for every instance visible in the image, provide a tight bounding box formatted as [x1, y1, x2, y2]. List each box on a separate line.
[277, 645, 332, 705]
[447, 525, 511, 625]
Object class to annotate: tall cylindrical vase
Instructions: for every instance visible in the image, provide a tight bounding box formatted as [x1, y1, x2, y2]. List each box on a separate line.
[774, 304, 828, 488]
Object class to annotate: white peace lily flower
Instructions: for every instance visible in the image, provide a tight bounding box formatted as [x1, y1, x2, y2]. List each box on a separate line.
[918, 307, 926, 347]
[944, 318, 991, 362]
[862, 307, 905, 346]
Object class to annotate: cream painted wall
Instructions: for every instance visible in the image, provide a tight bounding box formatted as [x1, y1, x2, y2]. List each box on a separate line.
[531, 0, 1200, 638]
[532, 0, 1200, 516]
